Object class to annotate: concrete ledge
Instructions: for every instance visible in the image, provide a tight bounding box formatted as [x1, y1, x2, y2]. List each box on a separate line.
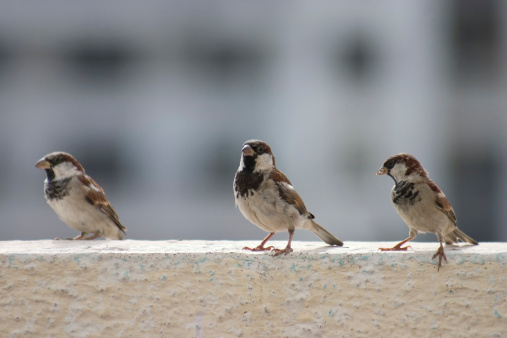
[1, 240, 506, 337]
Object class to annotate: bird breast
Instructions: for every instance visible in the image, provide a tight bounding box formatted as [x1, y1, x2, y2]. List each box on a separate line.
[392, 182, 455, 235]
[235, 174, 305, 233]
[45, 177, 108, 233]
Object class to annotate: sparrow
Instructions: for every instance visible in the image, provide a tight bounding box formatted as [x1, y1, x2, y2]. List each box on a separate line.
[376, 153, 478, 271]
[233, 139, 343, 255]
[35, 151, 126, 240]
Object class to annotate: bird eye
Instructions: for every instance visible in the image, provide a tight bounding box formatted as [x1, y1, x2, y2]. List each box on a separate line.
[257, 145, 264, 153]
[385, 159, 395, 169]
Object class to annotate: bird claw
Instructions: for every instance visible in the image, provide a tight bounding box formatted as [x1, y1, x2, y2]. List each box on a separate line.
[432, 246, 448, 271]
[378, 245, 412, 251]
[243, 245, 274, 252]
[272, 247, 293, 256]
[70, 232, 92, 240]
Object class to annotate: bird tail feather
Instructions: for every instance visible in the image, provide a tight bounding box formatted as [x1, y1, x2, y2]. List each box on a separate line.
[311, 220, 343, 246]
[444, 228, 478, 245]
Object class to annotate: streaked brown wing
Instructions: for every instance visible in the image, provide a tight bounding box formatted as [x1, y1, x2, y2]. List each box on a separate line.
[271, 169, 309, 216]
[427, 180, 457, 224]
[78, 175, 126, 232]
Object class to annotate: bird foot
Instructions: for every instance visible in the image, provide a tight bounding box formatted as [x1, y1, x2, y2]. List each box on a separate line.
[243, 245, 274, 252]
[432, 246, 448, 272]
[68, 235, 86, 240]
[378, 245, 412, 251]
[272, 247, 293, 256]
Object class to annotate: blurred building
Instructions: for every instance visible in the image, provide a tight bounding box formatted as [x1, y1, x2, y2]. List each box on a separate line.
[0, 1, 506, 242]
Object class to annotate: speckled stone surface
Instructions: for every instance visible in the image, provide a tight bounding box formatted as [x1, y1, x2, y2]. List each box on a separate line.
[1, 240, 506, 337]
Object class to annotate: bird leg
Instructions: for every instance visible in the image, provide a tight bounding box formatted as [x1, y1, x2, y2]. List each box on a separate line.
[67, 232, 88, 240]
[243, 232, 275, 251]
[83, 233, 101, 240]
[432, 240, 448, 272]
[272, 229, 295, 256]
[379, 236, 416, 251]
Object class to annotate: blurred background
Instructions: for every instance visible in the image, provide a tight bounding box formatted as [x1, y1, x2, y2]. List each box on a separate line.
[1, 1, 506, 243]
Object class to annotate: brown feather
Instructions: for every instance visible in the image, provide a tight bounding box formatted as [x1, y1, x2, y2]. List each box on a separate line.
[78, 175, 126, 233]
[434, 198, 457, 226]
[385, 153, 429, 178]
[271, 169, 309, 217]
[427, 180, 456, 223]
[402, 154, 428, 177]
[60, 153, 86, 173]
[427, 180, 442, 193]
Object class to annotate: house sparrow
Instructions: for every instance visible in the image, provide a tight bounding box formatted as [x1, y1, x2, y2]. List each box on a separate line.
[377, 153, 478, 270]
[233, 140, 343, 255]
[35, 151, 126, 240]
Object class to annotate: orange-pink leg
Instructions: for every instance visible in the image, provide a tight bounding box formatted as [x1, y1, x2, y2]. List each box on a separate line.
[272, 229, 295, 256]
[84, 233, 101, 240]
[66, 232, 88, 240]
[379, 236, 416, 251]
[432, 241, 448, 272]
[243, 232, 275, 252]
[66, 232, 100, 240]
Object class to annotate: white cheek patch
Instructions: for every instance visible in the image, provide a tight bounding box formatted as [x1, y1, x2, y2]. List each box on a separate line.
[390, 163, 408, 180]
[253, 153, 274, 172]
[53, 162, 82, 179]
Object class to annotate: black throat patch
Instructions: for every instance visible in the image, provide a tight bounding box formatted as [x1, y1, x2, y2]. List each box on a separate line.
[392, 180, 420, 205]
[45, 168, 56, 181]
[45, 177, 72, 200]
[234, 170, 263, 198]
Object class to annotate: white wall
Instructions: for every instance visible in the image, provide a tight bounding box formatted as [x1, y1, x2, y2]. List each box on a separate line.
[1, 240, 506, 336]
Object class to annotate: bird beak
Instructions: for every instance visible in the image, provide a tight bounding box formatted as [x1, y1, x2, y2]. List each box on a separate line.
[242, 144, 255, 156]
[376, 167, 388, 175]
[35, 159, 51, 169]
